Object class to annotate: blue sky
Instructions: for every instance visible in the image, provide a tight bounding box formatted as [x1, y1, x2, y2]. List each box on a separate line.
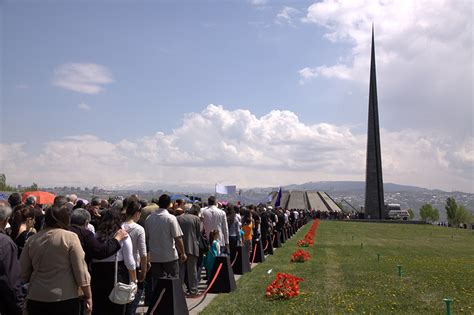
[1, 0, 472, 192]
[3, 1, 365, 143]
[3, 1, 349, 140]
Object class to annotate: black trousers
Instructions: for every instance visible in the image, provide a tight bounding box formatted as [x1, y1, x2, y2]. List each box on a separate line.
[27, 298, 80, 315]
[90, 261, 129, 315]
[150, 261, 179, 299]
[229, 235, 239, 262]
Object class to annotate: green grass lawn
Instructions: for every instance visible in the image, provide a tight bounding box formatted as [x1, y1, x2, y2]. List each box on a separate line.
[201, 220, 474, 314]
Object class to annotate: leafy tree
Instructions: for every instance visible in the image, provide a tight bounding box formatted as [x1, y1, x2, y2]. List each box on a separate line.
[20, 183, 39, 192]
[0, 177, 38, 192]
[0, 182, 15, 191]
[453, 205, 471, 227]
[445, 197, 458, 226]
[407, 208, 415, 220]
[0, 175, 16, 191]
[419, 204, 432, 221]
[419, 204, 439, 223]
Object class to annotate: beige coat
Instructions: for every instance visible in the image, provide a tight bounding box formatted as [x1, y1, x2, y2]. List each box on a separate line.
[20, 228, 90, 302]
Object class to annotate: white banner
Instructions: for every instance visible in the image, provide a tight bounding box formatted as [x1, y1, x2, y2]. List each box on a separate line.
[215, 184, 236, 195]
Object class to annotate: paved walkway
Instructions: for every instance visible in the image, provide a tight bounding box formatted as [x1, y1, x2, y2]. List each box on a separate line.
[135, 261, 262, 314]
[186, 262, 262, 314]
[135, 223, 305, 314]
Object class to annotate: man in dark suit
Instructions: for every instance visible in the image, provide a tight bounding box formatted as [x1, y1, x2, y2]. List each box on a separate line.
[259, 207, 272, 253]
[176, 208, 201, 296]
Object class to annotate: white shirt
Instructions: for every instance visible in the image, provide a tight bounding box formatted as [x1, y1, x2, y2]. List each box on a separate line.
[86, 223, 95, 234]
[145, 208, 183, 263]
[293, 210, 299, 220]
[202, 205, 229, 247]
[123, 221, 147, 266]
[228, 215, 241, 237]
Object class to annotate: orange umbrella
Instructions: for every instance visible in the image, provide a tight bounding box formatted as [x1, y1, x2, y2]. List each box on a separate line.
[22, 191, 56, 205]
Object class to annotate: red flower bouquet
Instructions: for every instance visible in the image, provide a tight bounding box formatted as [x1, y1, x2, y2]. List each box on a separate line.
[291, 249, 310, 262]
[265, 273, 304, 300]
[296, 220, 319, 247]
[296, 236, 314, 247]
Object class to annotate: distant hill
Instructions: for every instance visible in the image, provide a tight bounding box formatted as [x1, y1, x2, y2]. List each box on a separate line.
[105, 181, 462, 194]
[281, 181, 440, 193]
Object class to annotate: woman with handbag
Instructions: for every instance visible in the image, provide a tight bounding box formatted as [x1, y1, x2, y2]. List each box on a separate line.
[20, 205, 92, 315]
[122, 200, 147, 315]
[90, 209, 137, 315]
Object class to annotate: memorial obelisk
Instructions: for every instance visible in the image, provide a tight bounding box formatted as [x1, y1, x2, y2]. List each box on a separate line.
[364, 25, 385, 220]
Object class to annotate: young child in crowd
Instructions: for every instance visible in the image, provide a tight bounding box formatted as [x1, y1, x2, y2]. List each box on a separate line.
[204, 230, 220, 279]
[242, 216, 253, 260]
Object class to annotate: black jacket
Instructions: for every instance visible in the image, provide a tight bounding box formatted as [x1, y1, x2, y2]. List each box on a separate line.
[69, 225, 121, 266]
[0, 230, 25, 315]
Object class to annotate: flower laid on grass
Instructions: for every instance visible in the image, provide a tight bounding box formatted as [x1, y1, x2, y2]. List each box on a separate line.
[296, 238, 312, 247]
[291, 249, 310, 262]
[297, 220, 319, 247]
[265, 272, 304, 300]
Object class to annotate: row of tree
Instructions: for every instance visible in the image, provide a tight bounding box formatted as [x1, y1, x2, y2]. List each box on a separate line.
[0, 174, 38, 192]
[419, 197, 472, 226]
[0, 181, 39, 192]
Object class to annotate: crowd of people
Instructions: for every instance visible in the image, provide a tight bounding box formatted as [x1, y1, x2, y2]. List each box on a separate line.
[0, 192, 311, 315]
[313, 209, 360, 220]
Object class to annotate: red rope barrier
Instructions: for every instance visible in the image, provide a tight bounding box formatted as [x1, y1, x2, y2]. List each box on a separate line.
[149, 288, 166, 314]
[187, 262, 223, 300]
[231, 251, 239, 267]
[251, 242, 258, 264]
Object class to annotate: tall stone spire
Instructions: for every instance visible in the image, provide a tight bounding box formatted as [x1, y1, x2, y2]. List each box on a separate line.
[364, 25, 385, 219]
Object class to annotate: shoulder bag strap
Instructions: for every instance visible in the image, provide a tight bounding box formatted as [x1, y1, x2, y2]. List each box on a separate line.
[114, 253, 118, 285]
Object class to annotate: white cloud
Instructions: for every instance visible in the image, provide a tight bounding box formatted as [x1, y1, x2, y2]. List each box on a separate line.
[1, 105, 472, 192]
[300, 0, 472, 137]
[276, 7, 300, 26]
[52, 63, 113, 94]
[15, 84, 29, 89]
[301, 0, 471, 83]
[299, 64, 352, 83]
[299, 67, 317, 81]
[454, 138, 474, 165]
[77, 102, 91, 111]
[0, 143, 27, 163]
[248, 0, 267, 6]
[0, 143, 30, 185]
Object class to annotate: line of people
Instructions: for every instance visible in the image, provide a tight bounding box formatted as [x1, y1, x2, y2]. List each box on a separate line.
[0, 192, 311, 315]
